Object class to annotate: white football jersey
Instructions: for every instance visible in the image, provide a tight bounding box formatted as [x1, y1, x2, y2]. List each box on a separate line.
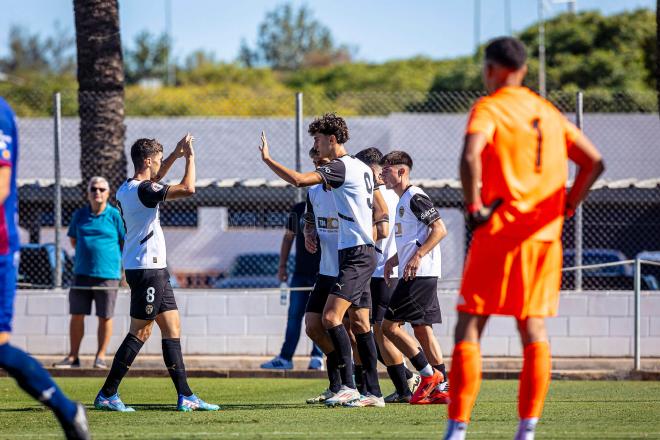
[373, 186, 399, 278]
[316, 155, 375, 250]
[307, 184, 339, 277]
[394, 186, 442, 277]
[116, 179, 169, 270]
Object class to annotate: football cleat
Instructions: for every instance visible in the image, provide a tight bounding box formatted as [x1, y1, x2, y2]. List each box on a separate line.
[94, 391, 135, 412]
[343, 394, 386, 408]
[410, 370, 443, 404]
[324, 386, 360, 407]
[61, 402, 91, 440]
[177, 394, 221, 412]
[260, 356, 293, 370]
[408, 372, 422, 394]
[416, 388, 450, 405]
[384, 391, 411, 403]
[306, 389, 335, 404]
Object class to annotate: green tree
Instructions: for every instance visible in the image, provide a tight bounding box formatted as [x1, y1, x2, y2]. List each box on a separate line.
[124, 31, 171, 84]
[238, 3, 353, 70]
[0, 24, 75, 75]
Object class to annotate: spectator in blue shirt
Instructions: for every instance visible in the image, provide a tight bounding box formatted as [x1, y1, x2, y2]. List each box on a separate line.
[53, 176, 125, 369]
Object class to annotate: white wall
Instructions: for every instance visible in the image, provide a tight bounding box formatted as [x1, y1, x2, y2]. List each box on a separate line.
[9, 289, 660, 357]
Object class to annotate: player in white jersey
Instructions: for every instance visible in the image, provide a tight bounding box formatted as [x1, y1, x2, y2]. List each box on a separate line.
[380, 150, 450, 405]
[95, 135, 219, 413]
[355, 148, 421, 403]
[301, 149, 343, 404]
[259, 113, 388, 407]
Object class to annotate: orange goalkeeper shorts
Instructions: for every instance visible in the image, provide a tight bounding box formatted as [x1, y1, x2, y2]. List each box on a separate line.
[458, 233, 562, 319]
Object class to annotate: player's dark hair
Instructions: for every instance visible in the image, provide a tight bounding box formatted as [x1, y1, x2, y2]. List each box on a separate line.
[307, 113, 349, 144]
[484, 37, 527, 70]
[130, 138, 163, 170]
[380, 150, 413, 170]
[355, 147, 383, 166]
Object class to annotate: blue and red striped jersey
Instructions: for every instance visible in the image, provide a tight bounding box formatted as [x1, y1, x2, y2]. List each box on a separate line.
[0, 97, 19, 256]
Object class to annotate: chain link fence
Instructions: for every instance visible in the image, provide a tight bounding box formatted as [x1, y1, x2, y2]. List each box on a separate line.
[7, 89, 660, 291]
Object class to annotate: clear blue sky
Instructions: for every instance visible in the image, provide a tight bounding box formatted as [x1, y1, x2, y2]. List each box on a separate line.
[0, 0, 654, 63]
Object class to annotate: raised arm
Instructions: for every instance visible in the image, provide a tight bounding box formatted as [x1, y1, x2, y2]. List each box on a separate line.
[259, 131, 323, 187]
[166, 133, 196, 200]
[153, 134, 190, 182]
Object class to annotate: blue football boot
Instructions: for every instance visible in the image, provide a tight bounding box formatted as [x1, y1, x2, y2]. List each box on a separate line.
[94, 391, 135, 412]
[177, 394, 221, 412]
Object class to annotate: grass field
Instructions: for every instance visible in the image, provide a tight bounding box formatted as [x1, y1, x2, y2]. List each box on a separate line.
[1, 378, 659, 439]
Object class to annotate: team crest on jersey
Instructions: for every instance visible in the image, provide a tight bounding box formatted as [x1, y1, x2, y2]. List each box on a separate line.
[145, 304, 154, 314]
[399, 206, 405, 217]
[151, 182, 163, 192]
[1, 149, 9, 160]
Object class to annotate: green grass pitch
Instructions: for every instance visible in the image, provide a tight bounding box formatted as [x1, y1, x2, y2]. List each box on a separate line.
[1, 378, 659, 439]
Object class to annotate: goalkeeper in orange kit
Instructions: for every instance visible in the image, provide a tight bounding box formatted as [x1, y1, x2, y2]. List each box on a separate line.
[442, 37, 604, 440]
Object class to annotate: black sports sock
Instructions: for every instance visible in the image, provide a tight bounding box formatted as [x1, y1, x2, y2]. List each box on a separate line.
[355, 331, 382, 398]
[386, 363, 412, 397]
[433, 363, 447, 381]
[102, 333, 144, 397]
[326, 351, 342, 393]
[409, 349, 430, 372]
[354, 364, 366, 395]
[327, 324, 355, 389]
[162, 338, 193, 397]
[404, 367, 414, 380]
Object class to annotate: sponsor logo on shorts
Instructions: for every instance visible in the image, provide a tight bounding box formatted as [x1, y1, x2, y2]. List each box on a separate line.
[145, 304, 154, 314]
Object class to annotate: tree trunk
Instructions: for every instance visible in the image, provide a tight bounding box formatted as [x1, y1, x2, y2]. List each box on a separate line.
[74, 0, 127, 197]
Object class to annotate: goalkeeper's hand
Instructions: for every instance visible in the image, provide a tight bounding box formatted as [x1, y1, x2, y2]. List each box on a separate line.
[465, 198, 503, 231]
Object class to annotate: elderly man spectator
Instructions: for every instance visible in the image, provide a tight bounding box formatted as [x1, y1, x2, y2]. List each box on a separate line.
[53, 176, 125, 369]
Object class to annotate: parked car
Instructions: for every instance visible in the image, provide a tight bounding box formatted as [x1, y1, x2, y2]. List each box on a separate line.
[562, 248, 658, 290]
[18, 243, 74, 288]
[212, 252, 295, 289]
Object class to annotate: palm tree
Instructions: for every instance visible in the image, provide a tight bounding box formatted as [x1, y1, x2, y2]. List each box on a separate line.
[73, 0, 127, 196]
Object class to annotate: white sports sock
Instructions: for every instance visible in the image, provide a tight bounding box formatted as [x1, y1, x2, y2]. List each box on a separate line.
[419, 364, 434, 377]
[443, 419, 467, 440]
[514, 417, 538, 440]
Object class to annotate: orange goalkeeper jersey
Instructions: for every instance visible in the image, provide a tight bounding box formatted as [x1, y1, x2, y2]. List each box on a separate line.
[466, 86, 581, 241]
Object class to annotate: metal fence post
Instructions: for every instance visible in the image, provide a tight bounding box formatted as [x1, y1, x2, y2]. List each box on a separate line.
[53, 92, 62, 289]
[633, 256, 641, 371]
[295, 92, 303, 203]
[574, 91, 584, 292]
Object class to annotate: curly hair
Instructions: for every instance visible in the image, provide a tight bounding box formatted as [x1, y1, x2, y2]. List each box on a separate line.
[130, 138, 163, 170]
[307, 113, 350, 144]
